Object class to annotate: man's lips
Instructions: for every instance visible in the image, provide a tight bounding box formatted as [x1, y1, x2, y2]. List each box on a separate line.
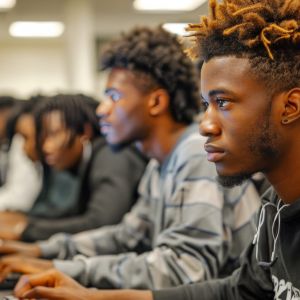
[44, 154, 57, 166]
[204, 144, 226, 162]
[100, 123, 111, 135]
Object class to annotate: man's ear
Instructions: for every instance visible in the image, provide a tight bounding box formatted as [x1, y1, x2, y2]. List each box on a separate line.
[281, 88, 300, 125]
[148, 89, 170, 116]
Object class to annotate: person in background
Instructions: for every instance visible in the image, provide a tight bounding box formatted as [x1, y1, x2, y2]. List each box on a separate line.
[12, 0, 300, 299]
[0, 26, 259, 292]
[0, 96, 17, 186]
[0, 98, 42, 212]
[0, 94, 146, 242]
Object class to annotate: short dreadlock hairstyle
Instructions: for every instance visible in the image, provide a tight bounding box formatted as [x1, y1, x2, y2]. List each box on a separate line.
[100, 26, 200, 124]
[188, 0, 300, 95]
[0, 96, 16, 110]
[5, 97, 41, 149]
[34, 94, 100, 155]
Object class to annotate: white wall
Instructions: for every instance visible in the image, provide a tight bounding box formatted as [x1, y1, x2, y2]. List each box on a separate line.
[0, 0, 98, 99]
[0, 40, 68, 98]
[0, 0, 207, 99]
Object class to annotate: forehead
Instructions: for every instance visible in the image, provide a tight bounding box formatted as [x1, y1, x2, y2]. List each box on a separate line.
[17, 114, 35, 134]
[201, 56, 264, 98]
[42, 110, 65, 131]
[107, 68, 137, 88]
[106, 68, 153, 95]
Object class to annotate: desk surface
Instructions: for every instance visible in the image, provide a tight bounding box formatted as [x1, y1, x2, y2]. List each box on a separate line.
[0, 290, 13, 297]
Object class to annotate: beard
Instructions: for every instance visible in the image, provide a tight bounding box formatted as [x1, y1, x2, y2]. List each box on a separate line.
[107, 139, 132, 152]
[217, 173, 253, 187]
[217, 103, 280, 188]
[101, 129, 135, 152]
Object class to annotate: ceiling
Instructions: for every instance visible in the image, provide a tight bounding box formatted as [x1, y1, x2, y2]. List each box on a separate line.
[0, 0, 209, 41]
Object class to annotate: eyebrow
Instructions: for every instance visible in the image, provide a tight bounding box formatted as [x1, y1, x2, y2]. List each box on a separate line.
[201, 88, 233, 99]
[104, 88, 119, 94]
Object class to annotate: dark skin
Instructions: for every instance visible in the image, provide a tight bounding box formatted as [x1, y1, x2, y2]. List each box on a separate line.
[0, 239, 40, 257]
[97, 68, 186, 164]
[11, 55, 300, 300]
[0, 111, 92, 241]
[41, 111, 86, 171]
[16, 114, 39, 162]
[0, 115, 41, 241]
[0, 114, 39, 241]
[14, 269, 152, 300]
[0, 67, 187, 254]
[1, 67, 188, 299]
[0, 255, 52, 282]
[0, 212, 27, 241]
[199, 56, 300, 204]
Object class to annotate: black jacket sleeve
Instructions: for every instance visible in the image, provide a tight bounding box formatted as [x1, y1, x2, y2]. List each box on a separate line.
[21, 145, 146, 242]
[152, 243, 275, 300]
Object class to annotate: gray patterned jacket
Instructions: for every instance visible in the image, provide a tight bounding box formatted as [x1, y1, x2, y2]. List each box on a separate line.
[39, 125, 260, 290]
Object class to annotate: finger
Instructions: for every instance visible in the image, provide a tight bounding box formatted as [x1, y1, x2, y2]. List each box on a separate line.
[0, 240, 14, 254]
[21, 286, 60, 299]
[14, 274, 33, 297]
[0, 265, 12, 281]
[14, 270, 57, 297]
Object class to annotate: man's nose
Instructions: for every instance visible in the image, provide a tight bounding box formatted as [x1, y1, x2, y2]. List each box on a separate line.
[42, 137, 53, 154]
[96, 101, 113, 118]
[199, 108, 221, 137]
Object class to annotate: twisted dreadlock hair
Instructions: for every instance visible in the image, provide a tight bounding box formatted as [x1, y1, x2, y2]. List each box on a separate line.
[100, 26, 200, 124]
[188, 0, 300, 95]
[34, 94, 100, 158]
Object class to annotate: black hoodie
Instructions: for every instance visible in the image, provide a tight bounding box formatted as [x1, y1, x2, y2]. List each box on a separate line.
[153, 187, 300, 300]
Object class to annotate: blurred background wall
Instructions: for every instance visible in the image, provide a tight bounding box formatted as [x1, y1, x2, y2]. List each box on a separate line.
[0, 0, 208, 99]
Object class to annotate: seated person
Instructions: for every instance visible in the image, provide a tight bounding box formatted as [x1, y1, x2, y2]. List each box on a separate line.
[0, 98, 42, 212]
[0, 94, 147, 242]
[12, 1, 300, 299]
[0, 27, 260, 290]
[0, 96, 17, 186]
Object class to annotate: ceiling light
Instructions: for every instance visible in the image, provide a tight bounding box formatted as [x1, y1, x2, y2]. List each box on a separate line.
[0, 0, 16, 11]
[163, 23, 189, 36]
[9, 22, 65, 38]
[133, 0, 206, 11]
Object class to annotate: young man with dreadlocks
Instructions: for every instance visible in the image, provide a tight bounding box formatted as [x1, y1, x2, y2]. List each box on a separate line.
[10, 0, 300, 299]
[1, 25, 261, 296]
[0, 94, 146, 242]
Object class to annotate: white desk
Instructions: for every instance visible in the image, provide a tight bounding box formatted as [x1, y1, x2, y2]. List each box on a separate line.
[0, 291, 13, 297]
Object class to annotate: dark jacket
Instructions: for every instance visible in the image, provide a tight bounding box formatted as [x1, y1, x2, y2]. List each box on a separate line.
[21, 137, 147, 242]
[153, 187, 300, 300]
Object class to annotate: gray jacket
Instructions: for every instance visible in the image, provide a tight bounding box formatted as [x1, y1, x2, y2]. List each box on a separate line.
[153, 187, 300, 300]
[39, 125, 260, 289]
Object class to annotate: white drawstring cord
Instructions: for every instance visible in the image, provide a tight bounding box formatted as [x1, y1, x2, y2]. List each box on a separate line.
[270, 201, 289, 262]
[253, 202, 276, 263]
[253, 200, 289, 267]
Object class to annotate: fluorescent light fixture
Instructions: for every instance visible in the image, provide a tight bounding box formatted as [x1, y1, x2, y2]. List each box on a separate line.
[133, 0, 206, 11]
[163, 23, 189, 36]
[0, 0, 16, 11]
[9, 21, 65, 38]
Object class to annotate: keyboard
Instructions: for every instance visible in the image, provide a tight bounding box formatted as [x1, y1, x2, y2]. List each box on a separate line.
[0, 273, 21, 290]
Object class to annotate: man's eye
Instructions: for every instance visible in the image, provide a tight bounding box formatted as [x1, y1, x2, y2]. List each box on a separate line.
[111, 93, 122, 102]
[104, 90, 123, 102]
[201, 100, 209, 110]
[216, 98, 228, 108]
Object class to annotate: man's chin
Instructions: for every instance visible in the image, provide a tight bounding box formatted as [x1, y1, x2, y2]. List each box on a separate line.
[217, 173, 252, 188]
[107, 140, 132, 152]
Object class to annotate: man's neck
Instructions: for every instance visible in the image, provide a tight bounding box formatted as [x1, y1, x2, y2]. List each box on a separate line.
[266, 147, 300, 204]
[138, 123, 188, 164]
